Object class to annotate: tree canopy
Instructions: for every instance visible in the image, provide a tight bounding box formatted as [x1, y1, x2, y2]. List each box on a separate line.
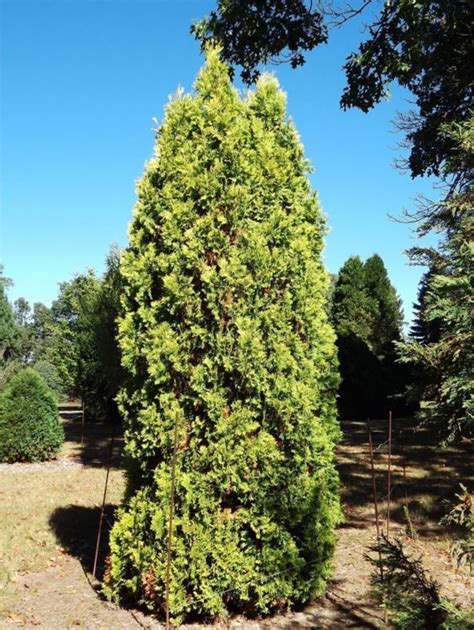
[332, 253, 406, 418]
[194, 0, 474, 178]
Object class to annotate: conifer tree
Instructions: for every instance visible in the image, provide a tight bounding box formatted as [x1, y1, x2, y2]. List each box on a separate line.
[363, 254, 403, 357]
[104, 51, 341, 622]
[332, 254, 406, 419]
[410, 270, 441, 346]
[399, 118, 474, 441]
[332, 256, 381, 418]
[331, 255, 374, 344]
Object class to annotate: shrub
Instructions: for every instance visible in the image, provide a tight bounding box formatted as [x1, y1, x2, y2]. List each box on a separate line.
[0, 368, 64, 462]
[104, 51, 341, 623]
[368, 537, 474, 629]
[440, 484, 473, 575]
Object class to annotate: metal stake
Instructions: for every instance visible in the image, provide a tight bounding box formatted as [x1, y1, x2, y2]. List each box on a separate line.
[368, 419, 383, 579]
[81, 400, 85, 446]
[386, 411, 392, 539]
[92, 424, 115, 579]
[165, 416, 179, 630]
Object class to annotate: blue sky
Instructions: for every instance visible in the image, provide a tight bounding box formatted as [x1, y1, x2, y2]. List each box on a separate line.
[1, 0, 435, 323]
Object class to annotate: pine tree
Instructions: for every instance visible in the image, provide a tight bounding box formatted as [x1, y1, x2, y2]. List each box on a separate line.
[331, 255, 374, 344]
[363, 254, 403, 357]
[400, 118, 474, 441]
[332, 256, 381, 418]
[410, 270, 442, 346]
[332, 254, 406, 419]
[104, 51, 341, 622]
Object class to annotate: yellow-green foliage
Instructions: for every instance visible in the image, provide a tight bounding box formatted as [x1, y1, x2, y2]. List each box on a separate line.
[104, 50, 341, 622]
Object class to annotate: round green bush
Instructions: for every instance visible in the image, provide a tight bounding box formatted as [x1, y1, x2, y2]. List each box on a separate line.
[0, 367, 64, 462]
[104, 51, 341, 623]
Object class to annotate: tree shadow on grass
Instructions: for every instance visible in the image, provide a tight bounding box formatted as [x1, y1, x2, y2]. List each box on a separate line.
[62, 419, 124, 470]
[337, 417, 474, 538]
[49, 504, 118, 579]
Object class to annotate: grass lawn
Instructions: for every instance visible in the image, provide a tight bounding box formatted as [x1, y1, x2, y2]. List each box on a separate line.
[0, 421, 125, 620]
[0, 416, 472, 628]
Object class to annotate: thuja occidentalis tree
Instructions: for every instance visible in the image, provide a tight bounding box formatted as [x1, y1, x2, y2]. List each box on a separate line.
[104, 50, 341, 623]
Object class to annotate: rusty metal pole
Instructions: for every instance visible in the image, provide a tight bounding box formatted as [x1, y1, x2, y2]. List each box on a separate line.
[81, 400, 85, 446]
[368, 419, 384, 580]
[165, 416, 179, 630]
[92, 425, 115, 579]
[386, 411, 392, 539]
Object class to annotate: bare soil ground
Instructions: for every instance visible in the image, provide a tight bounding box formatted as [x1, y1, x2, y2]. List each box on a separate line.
[0, 417, 472, 629]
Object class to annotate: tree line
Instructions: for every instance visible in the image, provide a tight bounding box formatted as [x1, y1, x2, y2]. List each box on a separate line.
[0, 247, 122, 423]
[1, 247, 410, 424]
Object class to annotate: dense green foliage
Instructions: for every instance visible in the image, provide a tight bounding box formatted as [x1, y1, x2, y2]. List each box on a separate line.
[104, 51, 341, 622]
[410, 270, 441, 346]
[0, 368, 64, 462]
[331, 254, 406, 418]
[48, 270, 102, 401]
[0, 269, 19, 372]
[46, 253, 123, 420]
[341, 0, 473, 178]
[399, 118, 474, 441]
[192, 1, 327, 84]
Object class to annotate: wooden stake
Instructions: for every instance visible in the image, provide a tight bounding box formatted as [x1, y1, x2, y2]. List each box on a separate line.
[165, 416, 179, 630]
[386, 411, 392, 539]
[92, 424, 115, 579]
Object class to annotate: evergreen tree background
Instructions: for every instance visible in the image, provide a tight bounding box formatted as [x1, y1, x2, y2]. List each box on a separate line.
[104, 51, 341, 622]
[331, 254, 407, 419]
[399, 118, 474, 441]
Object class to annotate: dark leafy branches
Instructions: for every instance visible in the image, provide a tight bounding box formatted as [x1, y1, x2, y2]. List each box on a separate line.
[192, 0, 328, 83]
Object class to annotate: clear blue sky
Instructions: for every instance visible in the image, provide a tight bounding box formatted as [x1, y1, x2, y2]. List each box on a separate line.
[1, 0, 435, 324]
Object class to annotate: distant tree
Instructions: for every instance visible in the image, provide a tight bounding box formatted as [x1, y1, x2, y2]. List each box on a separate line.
[332, 253, 406, 418]
[363, 254, 403, 357]
[13, 297, 34, 363]
[47, 253, 123, 420]
[0, 269, 19, 368]
[92, 246, 124, 422]
[13, 297, 31, 328]
[33, 359, 65, 400]
[332, 255, 374, 344]
[0, 368, 64, 462]
[104, 51, 341, 622]
[49, 270, 106, 414]
[410, 270, 441, 346]
[332, 256, 380, 418]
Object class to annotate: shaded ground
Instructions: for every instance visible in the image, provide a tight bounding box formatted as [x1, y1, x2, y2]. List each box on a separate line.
[0, 417, 472, 628]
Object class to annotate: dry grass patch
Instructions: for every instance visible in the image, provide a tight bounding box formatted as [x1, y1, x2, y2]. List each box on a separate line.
[0, 421, 125, 614]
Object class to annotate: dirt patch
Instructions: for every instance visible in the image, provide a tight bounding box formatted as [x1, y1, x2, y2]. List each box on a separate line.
[0, 459, 83, 474]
